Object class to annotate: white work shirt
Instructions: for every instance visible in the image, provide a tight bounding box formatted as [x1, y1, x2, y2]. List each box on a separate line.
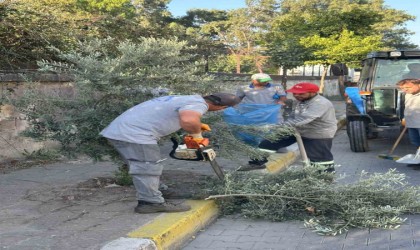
[285, 94, 337, 139]
[100, 95, 208, 144]
[405, 92, 420, 128]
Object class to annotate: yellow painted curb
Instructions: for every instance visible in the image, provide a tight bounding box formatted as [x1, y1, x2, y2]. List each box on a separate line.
[337, 117, 347, 131]
[127, 200, 219, 250]
[265, 151, 297, 174]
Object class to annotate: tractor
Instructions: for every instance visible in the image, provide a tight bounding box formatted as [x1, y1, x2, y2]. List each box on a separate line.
[345, 50, 420, 152]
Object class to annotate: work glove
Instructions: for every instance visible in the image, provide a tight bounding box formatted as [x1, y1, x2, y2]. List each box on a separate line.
[188, 132, 203, 139]
[401, 118, 406, 127]
[184, 134, 209, 148]
[186, 133, 206, 144]
[195, 138, 209, 146]
[201, 123, 211, 132]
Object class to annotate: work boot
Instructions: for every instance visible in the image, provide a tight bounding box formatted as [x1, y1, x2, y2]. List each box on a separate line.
[237, 158, 268, 171]
[247, 158, 268, 165]
[135, 200, 191, 214]
[160, 188, 177, 198]
[324, 165, 335, 173]
[237, 164, 266, 171]
[159, 183, 177, 198]
[407, 163, 420, 168]
[311, 162, 335, 173]
[276, 148, 289, 153]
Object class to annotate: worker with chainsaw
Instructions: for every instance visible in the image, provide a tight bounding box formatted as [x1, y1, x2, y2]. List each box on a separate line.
[248, 82, 337, 172]
[100, 93, 240, 213]
[397, 78, 420, 167]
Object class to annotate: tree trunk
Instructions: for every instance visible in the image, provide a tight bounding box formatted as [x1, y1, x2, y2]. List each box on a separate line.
[281, 67, 288, 90]
[338, 75, 345, 99]
[319, 65, 329, 95]
[235, 54, 241, 73]
[204, 55, 209, 72]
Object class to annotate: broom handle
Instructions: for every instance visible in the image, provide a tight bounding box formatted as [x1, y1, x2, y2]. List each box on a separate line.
[294, 129, 309, 166]
[389, 126, 408, 155]
[414, 146, 420, 160]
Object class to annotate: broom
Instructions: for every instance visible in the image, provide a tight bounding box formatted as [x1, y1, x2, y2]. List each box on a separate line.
[378, 127, 407, 160]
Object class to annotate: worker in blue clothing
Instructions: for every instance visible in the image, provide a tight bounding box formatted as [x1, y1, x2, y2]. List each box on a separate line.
[236, 73, 287, 123]
[236, 73, 287, 105]
[234, 73, 288, 170]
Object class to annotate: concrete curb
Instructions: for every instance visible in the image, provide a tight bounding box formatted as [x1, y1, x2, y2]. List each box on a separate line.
[102, 200, 219, 250]
[101, 238, 157, 250]
[265, 147, 299, 174]
[336, 115, 347, 132]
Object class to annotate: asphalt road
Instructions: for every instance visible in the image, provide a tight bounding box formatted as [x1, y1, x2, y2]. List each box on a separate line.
[333, 127, 420, 186]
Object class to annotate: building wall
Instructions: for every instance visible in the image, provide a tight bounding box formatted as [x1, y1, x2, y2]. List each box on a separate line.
[211, 73, 341, 98]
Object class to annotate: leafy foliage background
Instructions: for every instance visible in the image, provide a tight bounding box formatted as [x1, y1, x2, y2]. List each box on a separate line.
[8, 38, 220, 159]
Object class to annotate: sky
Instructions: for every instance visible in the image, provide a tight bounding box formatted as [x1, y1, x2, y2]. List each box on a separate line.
[167, 0, 420, 47]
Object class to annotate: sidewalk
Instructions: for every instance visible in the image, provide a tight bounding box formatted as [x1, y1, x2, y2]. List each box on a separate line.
[0, 101, 348, 250]
[0, 160, 151, 249]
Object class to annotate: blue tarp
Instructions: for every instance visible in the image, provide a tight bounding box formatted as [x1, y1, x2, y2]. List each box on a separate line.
[345, 87, 365, 114]
[223, 104, 281, 146]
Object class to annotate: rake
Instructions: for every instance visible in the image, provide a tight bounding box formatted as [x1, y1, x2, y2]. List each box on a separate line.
[378, 127, 407, 160]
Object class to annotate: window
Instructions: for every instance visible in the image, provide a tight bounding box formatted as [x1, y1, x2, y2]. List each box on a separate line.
[373, 59, 420, 87]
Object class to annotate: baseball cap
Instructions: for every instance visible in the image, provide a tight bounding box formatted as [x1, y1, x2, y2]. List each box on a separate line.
[205, 93, 241, 107]
[286, 82, 319, 94]
[251, 73, 272, 83]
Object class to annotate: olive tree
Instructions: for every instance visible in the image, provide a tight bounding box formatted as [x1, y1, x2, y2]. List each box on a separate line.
[8, 38, 217, 159]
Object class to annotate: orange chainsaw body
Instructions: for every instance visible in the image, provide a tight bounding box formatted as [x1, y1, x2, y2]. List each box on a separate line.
[183, 136, 210, 149]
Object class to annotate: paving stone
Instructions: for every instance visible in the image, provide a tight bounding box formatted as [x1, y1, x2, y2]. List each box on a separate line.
[253, 241, 298, 250]
[298, 242, 344, 250]
[183, 237, 213, 248]
[221, 229, 265, 237]
[389, 228, 413, 240]
[192, 234, 240, 243]
[209, 241, 255, 249]
[388, 238, 416, 249]
[237, 235, 280, 243]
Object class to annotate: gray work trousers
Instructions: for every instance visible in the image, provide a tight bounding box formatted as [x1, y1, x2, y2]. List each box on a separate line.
[107, 139, 165, 203]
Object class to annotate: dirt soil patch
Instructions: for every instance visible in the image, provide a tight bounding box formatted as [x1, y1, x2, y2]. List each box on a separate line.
[160, 169, 216, 199]
[0, 159, 57, 174]
[26, 169, 211, 212]
[1, 157, 217, 200]
[76, 169, 215, 199]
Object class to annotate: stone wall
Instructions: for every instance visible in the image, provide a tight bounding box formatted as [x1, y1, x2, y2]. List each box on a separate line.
[0, 72, 72, 161]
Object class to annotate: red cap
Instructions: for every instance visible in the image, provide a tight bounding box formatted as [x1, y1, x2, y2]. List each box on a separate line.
[286, 82, 319, 93]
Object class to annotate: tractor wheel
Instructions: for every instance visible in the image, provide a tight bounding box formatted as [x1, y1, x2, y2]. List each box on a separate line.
[347, 120, 369, 152]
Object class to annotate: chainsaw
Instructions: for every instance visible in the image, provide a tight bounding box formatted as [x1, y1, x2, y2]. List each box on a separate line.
[169, 135, 225, 180]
